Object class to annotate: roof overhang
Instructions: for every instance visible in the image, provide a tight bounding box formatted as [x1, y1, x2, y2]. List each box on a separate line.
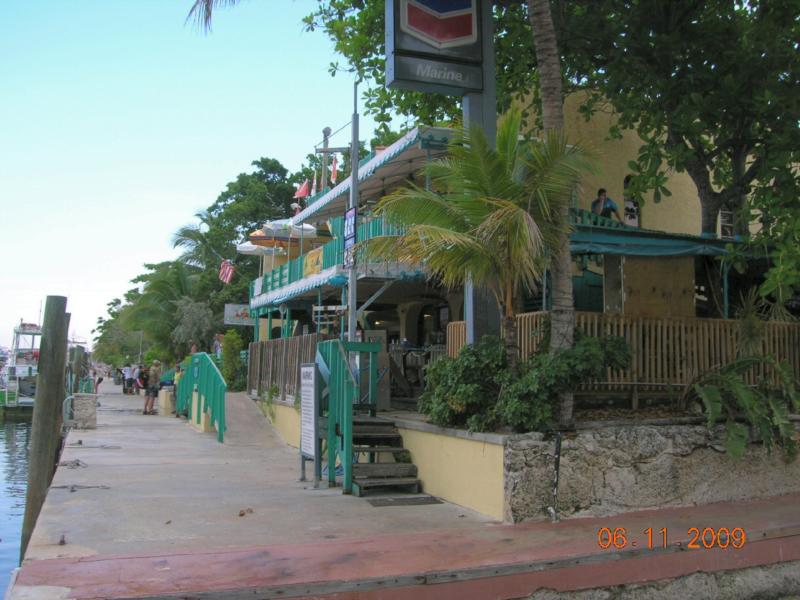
[292, 126, 454, 225]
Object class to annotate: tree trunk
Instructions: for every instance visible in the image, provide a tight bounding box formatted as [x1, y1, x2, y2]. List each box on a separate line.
[503, 314, 519, 374]
[528, 0, 575, 428]
[700, 192, 723, 236]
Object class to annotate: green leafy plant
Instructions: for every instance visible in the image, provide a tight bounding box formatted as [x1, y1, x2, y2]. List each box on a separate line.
[221, 329, 245, 391]
[418, 336, 507, 431]
[260, 384, 280, 420]
[688, 357, 800, 461]
[496, 335, 630, 433]
[419, 334, 630, 433]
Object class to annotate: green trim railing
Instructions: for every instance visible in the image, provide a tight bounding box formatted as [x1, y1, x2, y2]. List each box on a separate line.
[175, 352, 227, 443]
[250, 214, 405, 303]
[316, 340, 380, 494]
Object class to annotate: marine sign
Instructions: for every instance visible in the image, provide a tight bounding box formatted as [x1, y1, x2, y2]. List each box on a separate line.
[386, 0, 483, 96]
[400, 0, 478, 50]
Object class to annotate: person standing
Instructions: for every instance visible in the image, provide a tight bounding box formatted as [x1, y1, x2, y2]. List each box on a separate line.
[591, 188, 624, 223]
[144, 360, 161, 415]
[122, 364, 132, 394]
[132, 364, 141, 394]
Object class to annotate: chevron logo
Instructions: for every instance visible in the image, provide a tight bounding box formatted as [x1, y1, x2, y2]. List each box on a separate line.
[400, 0, 478, 50]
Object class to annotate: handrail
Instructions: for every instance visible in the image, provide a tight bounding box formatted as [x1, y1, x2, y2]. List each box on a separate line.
[316, 340, 380, 494]
[176, 353, 227, 442]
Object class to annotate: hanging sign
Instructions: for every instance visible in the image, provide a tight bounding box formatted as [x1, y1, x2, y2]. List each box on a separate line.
[304, 247, 324, 277]
[224, 304, 255, 326]
[386, 0, 483, 96]
[343, 207, 357, 269]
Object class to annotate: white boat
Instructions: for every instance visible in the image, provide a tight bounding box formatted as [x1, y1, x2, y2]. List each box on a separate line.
[0, 321, 42, 407]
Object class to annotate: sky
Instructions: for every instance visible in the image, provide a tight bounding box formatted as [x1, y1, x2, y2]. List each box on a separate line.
[0, 0, 385, 349]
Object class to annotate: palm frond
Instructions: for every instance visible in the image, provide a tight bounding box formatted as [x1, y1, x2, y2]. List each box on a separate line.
[186, 0, 241, 32]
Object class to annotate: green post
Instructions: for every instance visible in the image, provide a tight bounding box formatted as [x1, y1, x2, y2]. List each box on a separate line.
[369, 348, 377, 417]
[254, 314, 259, 342]
[267, 313, 273, 340]
[342, 347, 353, 494]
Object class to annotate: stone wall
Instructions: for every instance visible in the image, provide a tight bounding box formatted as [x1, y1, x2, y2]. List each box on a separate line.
[504, 421, 800, 523]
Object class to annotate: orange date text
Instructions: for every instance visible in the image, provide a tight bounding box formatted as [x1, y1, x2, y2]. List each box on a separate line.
[596, 527, 746, 550]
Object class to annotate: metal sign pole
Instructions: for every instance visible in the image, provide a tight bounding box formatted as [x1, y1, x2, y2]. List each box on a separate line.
[348, 80, 359, 343]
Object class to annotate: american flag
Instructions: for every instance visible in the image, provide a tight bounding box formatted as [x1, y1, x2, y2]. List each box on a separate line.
[219, 260, 235, 284]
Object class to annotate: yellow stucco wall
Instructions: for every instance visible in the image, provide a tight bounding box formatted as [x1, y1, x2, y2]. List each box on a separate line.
[263, 401, 300, 448]
[529, 93, 705, 237]
[397, 426, 505, 521]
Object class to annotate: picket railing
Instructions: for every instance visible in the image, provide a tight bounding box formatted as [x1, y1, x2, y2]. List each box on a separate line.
[447, 311, 800, 391]
[248, 334, 328, 401]
[250, 215, 405, 299]
[176, 353, 226, 442]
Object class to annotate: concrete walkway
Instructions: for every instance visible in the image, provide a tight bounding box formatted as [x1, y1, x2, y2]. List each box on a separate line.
[9, 383, 800, 599]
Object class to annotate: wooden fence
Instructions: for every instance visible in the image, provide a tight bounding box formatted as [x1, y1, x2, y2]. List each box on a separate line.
[447, 312, 800, 391]
[248, 333, 329, 402]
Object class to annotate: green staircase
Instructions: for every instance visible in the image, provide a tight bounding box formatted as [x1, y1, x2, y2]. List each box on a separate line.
[316, 339, 421, 497]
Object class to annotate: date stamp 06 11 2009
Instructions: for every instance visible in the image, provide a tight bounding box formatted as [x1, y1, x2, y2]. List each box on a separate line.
[597, 527, 746, 551]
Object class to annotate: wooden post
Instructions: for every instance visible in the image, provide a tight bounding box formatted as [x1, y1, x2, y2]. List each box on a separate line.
[70, 345, 85, 394]
[20, 297, 69, 562]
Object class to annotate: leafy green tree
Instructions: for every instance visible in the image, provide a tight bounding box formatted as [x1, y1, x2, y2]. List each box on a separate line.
[366, 110, 588, 371]
[171, 297, 216, 352]
[556, 0, 800, 237]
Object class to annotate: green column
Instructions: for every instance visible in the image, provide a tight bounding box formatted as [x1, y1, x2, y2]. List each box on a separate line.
[267, 313, 273, 340]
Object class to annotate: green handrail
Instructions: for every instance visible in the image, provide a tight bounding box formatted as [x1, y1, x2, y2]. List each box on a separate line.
[316, 340, 380, 494]
[175, 353, 227, 443]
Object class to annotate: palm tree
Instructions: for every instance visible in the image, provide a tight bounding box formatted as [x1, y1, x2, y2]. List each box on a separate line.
[187, 0, 238, 30]
[365, 109, 588, 371]
[528, 0, 575, 428]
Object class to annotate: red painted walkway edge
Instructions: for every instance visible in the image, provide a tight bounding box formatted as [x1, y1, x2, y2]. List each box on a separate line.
[14, 492, 800, 599]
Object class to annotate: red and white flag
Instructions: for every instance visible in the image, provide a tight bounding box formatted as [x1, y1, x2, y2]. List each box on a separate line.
[293, 179, 310, 199]
[311, 171, 317, 196]
[219, 260, 235, 284]
[330, 155, 338, 184]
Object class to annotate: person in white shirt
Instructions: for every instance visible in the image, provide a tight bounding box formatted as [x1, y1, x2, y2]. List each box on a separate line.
[122, 364, 133, 394]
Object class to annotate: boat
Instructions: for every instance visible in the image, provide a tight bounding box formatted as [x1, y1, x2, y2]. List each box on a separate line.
[0, 321, 42, 407]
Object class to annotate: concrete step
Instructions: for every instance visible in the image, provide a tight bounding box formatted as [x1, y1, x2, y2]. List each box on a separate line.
[353, 463, 417, 478]
[352, 432, 403, 445]
[351, 477, 422, 497]
[352, 445, 408, 454]
[353, 424, 398, 433]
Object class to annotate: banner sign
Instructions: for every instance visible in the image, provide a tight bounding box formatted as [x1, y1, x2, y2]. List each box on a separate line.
[386, 0, 483, 96]
[223, 304, 255, 326]
[303, 247, 324, 277]
[343, 207, 357, 269]
[300, 363, 318, 460]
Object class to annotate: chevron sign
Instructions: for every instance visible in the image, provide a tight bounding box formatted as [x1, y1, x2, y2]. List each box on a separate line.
[400, 0, 477, 50]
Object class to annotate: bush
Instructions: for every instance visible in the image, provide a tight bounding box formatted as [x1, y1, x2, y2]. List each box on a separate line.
[497, 335, 630, 432]
[688, 356, 799, 461]
[419, 334, 630, 433]
[418, 336, 506, 430]
[221, 329, 245, 391]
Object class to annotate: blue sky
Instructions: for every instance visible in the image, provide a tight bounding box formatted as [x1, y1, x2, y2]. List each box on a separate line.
[0, 0, 384, 348]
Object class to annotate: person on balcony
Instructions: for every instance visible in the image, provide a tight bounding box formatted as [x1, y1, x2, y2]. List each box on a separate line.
[591, 188, 624, 223]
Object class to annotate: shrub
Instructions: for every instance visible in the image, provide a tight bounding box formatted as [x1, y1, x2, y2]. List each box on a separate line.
[418, 336, 506, 430]
[221, 329, 245, 391]
[496, 335, 630, 432]
[419, 334, 630, 433]
[688, 356, 799, 461]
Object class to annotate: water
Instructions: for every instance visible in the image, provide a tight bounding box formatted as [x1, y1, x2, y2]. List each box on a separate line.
[0, 420, 31, 592]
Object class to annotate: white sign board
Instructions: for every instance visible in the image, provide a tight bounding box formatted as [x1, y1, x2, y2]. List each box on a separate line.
[300, 364, 317, 460]
[224, 304, 255, 326]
